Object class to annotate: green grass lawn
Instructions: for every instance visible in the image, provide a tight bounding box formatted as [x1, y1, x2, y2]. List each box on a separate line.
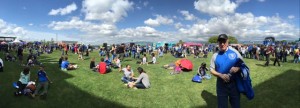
[0, 50, 299, 108]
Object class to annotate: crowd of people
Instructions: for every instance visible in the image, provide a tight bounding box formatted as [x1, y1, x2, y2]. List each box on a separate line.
[0, 37, 299, 102]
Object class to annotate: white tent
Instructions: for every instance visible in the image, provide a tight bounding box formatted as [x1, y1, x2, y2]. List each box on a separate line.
[13, 39, 21, 43]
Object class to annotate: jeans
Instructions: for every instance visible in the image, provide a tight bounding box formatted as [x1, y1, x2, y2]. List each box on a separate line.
[135, 82, 146, 89]
[34, 81, 49, 95]
[121, 77, 132, 83]
[217, 78, 240, 108]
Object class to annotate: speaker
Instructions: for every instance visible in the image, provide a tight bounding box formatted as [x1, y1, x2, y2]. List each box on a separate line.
[103, 43, 107, 50]
[130, 43, 135, 47]
[165, 43, 169, 47]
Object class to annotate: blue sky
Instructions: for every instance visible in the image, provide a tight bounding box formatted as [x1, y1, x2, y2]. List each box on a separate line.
[0, 0, 299, 44]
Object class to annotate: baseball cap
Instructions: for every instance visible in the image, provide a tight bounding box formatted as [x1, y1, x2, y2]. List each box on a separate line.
[218, 34, 228, 41]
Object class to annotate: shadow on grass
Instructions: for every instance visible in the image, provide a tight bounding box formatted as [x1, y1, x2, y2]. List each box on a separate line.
[198, 69, 300, 108]
[0, 53, 127, 108]
[255, 64, 266, 67]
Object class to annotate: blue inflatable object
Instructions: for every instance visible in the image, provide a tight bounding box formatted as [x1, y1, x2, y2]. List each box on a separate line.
[13, 82, 18, 88]
[192, 74, 202, 83]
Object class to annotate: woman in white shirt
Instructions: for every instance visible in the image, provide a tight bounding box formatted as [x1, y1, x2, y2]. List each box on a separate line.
[148, 53, 157, 64]
[15, 67, 30, 95]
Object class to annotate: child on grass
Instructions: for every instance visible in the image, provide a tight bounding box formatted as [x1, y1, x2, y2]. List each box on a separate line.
[32, 65, 52, 99]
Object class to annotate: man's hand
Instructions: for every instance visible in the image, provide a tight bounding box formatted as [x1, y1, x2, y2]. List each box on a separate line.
[218, 74, 230, 83]
[230, 67, 240, 73]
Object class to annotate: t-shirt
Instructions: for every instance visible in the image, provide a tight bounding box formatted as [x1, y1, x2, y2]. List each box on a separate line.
[152, 57, 156, 64]
[37, 70, 48, 82]
[61, 60, 69, 69]
[19, 72, 30, 84]
[135, 73, 150, 88]
[142, 57, 147, 64]
[122, 68, 133, 78]
[115, 59, 121, 67]
[98, 62, 107, 74]
[210, 47, 243, 74]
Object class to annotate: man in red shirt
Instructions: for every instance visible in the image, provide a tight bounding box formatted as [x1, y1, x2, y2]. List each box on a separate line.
[98, 58, 107, 74]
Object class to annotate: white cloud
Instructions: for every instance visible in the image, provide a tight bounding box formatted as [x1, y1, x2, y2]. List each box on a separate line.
[136, 6, 142, 10]
[48, 17, 117, 37]
[174, 23, 183, 29]
[194, 0, 238, 16]
[179, 10, 197, 21]
[288, 15, 295, 19]
[0, 19, 27, 36]
[82, 0, 133, 23]
[144, 15, 174, 27]
[49, 2, 77, 16]
[178, 13, 300, 41]
[28, 23, 33, 26]
[143, 1, 149, 7]
[258, 0, 266, 2]
[236, 0, 250, 4]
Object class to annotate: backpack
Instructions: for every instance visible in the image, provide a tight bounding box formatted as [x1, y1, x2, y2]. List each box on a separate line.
[192, 74, 202, 83]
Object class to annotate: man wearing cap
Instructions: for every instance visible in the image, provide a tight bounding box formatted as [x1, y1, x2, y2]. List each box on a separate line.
[210, 34, 243, 108]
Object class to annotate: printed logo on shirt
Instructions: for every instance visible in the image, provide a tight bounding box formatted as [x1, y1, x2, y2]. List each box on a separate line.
[228, 53, 236, 60]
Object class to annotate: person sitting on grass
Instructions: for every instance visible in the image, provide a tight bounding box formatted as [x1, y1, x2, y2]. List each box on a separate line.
[197, 62, 211, 80]
[27, 57, 34, 66]
[148, 53, 157, 64]
[112, 56, 121, 71]
[5, 53, 16, 61]
[90, 57, 96, 69]
[32, 65, 52, 99]
[140, 54, 148, 65]
[127, 67, 150, 89]
[104, 54, 112, 66]
[61, 57, 78, 71]
[121, 64, 134, 83]
[15, 67, 30, 96]
[96, 58, 111, 74]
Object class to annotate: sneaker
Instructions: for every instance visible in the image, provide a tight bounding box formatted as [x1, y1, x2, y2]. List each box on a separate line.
[133, 87, 138, 90]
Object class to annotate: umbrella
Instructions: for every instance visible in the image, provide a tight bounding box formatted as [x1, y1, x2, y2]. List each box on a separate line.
[1, 41, 6, 44]
[180, 59, 193, 70]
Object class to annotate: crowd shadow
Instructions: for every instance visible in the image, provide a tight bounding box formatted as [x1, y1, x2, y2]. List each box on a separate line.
[0, 53, 127, 108]
[198, 69, 300, 108]
[255, 64, 266, 67]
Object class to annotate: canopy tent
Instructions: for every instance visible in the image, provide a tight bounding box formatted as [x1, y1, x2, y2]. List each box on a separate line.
[13, 39, 21, 43]
[1, 41, 6, 44]
[183, 42, 202, 47]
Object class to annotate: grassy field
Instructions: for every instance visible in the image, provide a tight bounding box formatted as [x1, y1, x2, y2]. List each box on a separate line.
[0, 50, 299, 108]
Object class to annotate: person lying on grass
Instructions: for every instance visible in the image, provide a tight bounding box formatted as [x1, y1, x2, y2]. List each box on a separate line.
[127, 67, 150, 89]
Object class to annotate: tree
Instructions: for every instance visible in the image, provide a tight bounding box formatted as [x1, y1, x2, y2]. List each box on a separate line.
[208, 35, 238, 43]
[228, 36, 238, 44]
[208, 36, 219, 43]
[178, 40, 184, 45]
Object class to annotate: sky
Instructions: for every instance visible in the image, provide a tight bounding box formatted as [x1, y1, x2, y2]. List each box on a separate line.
[0, 0, 299, 44]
